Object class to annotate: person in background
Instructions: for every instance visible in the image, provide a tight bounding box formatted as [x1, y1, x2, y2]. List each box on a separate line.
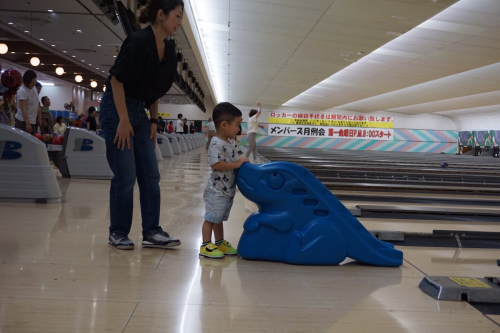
[15, 70, 42, 136]
[35, 82, 42, 96]
[73, 114, 83, 128]
[157, 116, 166, 133]
[183, 117, 188, 134]
[189, 121, 196, 134]
[40, 96, 54, 134]
[244, 101, 265, 162]
[86, 106, 97, 132]
[236, 123, 243, 154]
[205, 117, 216, 149]
[167, 120, 174, 133]
[53, 116, 66, 135]
[176, 113, 184, 134]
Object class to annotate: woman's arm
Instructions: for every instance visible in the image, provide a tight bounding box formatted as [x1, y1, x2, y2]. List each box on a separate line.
[110, 76, 134, 150]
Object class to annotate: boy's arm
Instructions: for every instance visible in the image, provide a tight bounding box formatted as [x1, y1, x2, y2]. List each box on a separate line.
[212, 158, 249, 171]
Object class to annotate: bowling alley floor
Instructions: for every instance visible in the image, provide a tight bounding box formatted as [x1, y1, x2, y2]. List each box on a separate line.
[1, 148, 500, 333]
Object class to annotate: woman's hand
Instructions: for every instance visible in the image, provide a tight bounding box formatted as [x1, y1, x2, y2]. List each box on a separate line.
[150, 123, 157, 148]
[257, 101, 261, 108]
[114, 120, 134, 151]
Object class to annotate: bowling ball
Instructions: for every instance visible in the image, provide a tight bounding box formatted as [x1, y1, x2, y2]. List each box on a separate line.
[36, 133, 42, 140]
[1, 69, 22, 90]
[41, 134, 53, 143]
[58, 135, 64, 145]
[53, 135, 63, 145]
[440, 162, 448, 168]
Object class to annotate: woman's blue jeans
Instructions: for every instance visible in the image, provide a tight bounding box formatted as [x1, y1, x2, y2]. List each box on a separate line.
[99, 92, 161, 237]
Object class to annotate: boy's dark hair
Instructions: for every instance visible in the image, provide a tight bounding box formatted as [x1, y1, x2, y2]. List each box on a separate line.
[249, 109, 258, 118]
[23, 70, 37, 86]
[177, 113, 183, 119]
[212, 102, 242, 129]
[56, 116, 63, 123]
[41, 96, 49, 105]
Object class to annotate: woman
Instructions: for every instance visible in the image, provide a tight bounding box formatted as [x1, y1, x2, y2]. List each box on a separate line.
[189, 121, 196, 134]
[15, 70, 42, 136]
[244, 101, 265, 162]
[205, 117, 215, 149]
[86, 107, 97, 132]
[99, 0, 183, 250]
[53, 116, 66, 135]
[182, 118, 188, 134]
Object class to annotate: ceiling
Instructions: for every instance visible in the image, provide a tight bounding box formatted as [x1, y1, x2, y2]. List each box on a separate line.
[188, 0, 500, 118]
[0, 0, 211, 104]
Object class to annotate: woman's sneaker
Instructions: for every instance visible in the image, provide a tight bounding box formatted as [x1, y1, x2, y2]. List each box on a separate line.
[142, 229, 181, 248]
[109, 233, 134, 250]
[216, 240, 238, 255]
[200, 242, 224, 258]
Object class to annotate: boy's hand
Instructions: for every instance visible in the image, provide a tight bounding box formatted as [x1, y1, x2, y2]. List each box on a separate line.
[238, 157, 250, 167]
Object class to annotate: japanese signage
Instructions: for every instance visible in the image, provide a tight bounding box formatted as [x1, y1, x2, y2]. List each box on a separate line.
[269, 112, 394, 129]
[269, 125, 393, 140]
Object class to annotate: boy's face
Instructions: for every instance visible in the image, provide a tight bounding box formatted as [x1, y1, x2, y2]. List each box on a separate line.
[220, 116, 243, 138]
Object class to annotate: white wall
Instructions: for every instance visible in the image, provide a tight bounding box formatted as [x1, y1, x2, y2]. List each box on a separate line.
[38, 85, 72, 110]
[446, 111, 500, 130]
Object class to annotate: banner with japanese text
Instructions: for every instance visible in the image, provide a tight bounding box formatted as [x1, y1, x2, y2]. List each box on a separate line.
[269, 124, 394, 140]
[269, 112, 394, 129]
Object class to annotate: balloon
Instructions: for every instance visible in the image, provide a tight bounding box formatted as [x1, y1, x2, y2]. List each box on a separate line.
[1, 69, 22, 90]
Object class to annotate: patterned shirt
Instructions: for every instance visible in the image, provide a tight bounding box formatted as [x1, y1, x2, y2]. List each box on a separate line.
[206, 136, 238, 197]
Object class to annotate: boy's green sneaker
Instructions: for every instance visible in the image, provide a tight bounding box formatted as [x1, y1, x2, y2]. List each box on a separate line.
[217, 240, 238, 256]
[200, 242, 224, 259]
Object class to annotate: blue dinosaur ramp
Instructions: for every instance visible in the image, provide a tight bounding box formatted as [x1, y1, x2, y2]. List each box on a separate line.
[236, 162, 403, 267]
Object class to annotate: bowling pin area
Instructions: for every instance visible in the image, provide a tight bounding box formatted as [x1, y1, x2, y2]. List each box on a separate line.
[1, 124, 499, 332]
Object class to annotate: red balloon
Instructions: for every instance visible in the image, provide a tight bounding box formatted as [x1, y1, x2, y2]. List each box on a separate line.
[36, 133, 42, 140]
[1, 69, 22, 90]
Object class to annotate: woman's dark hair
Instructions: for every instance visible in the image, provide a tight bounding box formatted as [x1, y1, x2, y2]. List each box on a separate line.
[249, 109, 258, 118]
[56, 116, 63, 123]
[22, 70, 37, 86]
[88, 106, 96, 114]
[138, 0, 184, 25]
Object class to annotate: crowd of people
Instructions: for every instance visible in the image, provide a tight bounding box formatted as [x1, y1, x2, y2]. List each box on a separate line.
[0, 66, 100, 136]
[156, 113, 198, 135]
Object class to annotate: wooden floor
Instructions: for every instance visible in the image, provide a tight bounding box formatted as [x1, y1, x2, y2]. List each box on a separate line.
[1, 148, 500, 332]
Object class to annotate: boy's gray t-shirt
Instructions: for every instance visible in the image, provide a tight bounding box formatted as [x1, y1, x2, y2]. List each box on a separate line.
[206, 136, 237, 197]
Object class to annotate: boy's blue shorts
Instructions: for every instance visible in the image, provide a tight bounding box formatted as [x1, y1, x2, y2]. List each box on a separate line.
[203, 189, 234, 224]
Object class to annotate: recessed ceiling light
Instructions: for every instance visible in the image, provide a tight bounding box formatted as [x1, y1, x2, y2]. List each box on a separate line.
[8, 22, 13, 25]
[76, 30, 82, 33]
[63, 51, 67, 53]
[25, 52, 29, 54]
[113, 55, 116, 57]
[24, 30, 29, 33]
[72, 55, 76, 57]
[11, 51, 15, 54]
[81, 60, 85, 62]
[39, 38, 44, 41]
[89, 64, 92, 66]
[102, 71, 105, 73]
[51, 45, 55, 47]
[97, 44, 101, 47]
[96, 68, 99, 69]
[48, 9, 53, 12]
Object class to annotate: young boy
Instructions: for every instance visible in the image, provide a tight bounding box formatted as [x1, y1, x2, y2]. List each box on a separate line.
[201, 103, 249, 258]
